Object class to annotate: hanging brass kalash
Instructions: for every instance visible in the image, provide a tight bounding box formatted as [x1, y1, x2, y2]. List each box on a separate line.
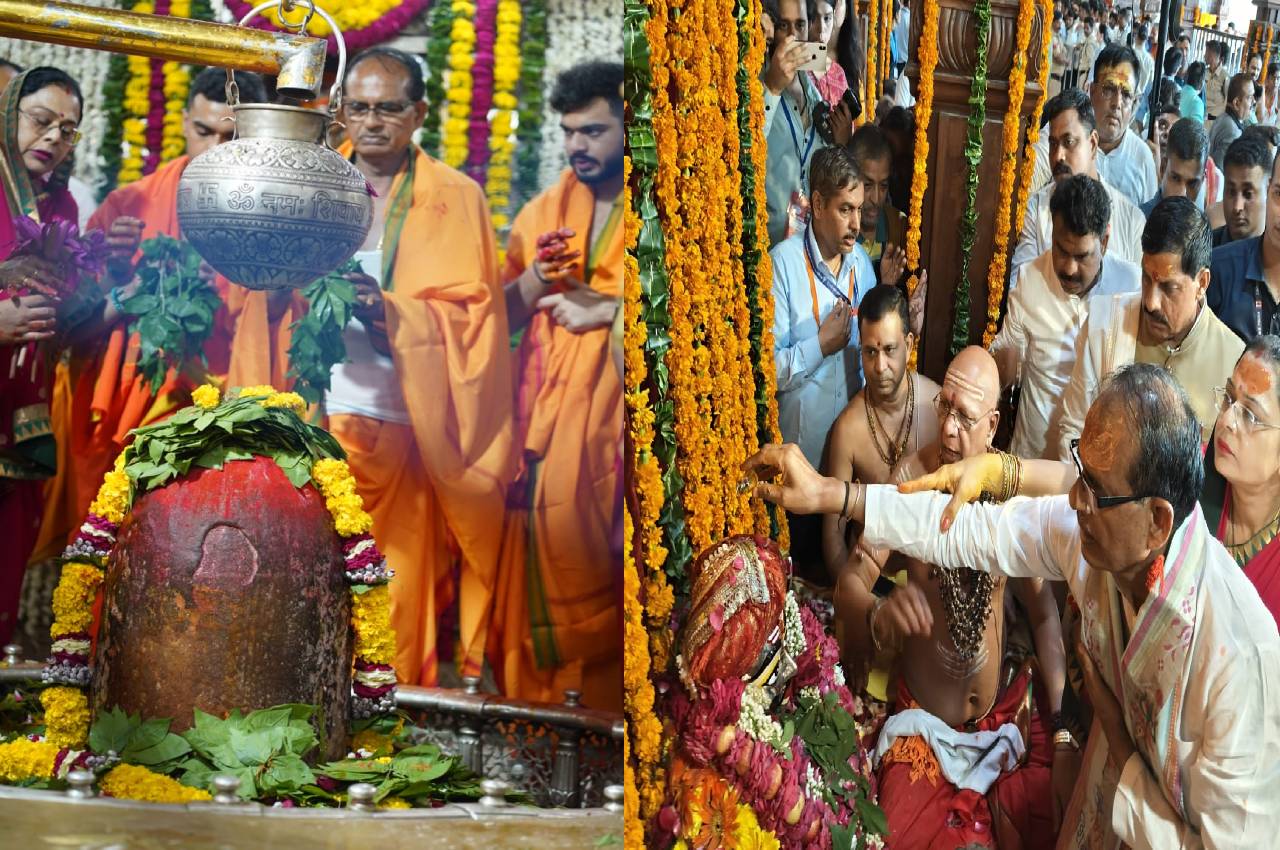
[0, 2, 622, 838]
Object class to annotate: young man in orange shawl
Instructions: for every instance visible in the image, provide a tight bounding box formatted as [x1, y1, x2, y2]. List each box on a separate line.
[493, 62, 623, 711]
[226, 47, 512, 688]
[32, 69, 268, 564]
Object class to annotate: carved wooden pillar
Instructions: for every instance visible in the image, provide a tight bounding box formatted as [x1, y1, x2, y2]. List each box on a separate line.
[909, 0, 1045, 381]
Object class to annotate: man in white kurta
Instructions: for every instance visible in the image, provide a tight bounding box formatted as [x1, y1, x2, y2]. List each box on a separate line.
[991, 175, 1140, 459]
[1010, 89, 1145, 286]
[1056, 196, 1244, 460]
[858, 466, 1280, 850]
[742, 365, 1280, 850]
[1090, 44, 1158, 208]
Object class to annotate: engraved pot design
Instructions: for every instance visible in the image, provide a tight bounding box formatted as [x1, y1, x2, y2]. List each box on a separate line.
[177, 104, 373, 290]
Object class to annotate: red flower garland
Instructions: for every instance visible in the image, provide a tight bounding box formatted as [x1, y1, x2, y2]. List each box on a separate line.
[223, 0, 433, 56]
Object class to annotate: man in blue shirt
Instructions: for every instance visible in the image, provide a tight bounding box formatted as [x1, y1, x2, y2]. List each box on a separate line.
[772, 145, 875, 579]
[1208, 151, 1280, 342]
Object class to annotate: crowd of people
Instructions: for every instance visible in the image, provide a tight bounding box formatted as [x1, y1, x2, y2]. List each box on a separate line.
[757, 0, 1280, 847]
[0, 51, 625, 713]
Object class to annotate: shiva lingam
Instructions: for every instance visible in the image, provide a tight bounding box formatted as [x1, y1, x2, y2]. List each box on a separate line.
[176, 0, 373, 290]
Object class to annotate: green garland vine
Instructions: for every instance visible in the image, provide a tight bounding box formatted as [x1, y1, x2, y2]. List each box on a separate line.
[420, 0, 454, 158]
[736, 0, 780, 538]
[624, 0, 692, 589]
[948, 0, 991, 358]
[97, 54, 130, 202]
[286, 259, 360, 406]
[514, 0, 548, 208]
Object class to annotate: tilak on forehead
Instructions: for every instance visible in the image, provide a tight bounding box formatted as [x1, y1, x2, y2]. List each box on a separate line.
[1081, 405, 1125, 473]
[1098, 66, 1134, 93]
[942, 367, 987, 403]
[1237, 354, 1275, 398]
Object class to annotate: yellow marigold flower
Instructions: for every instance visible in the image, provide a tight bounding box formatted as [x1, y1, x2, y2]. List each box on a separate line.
[100, 763, 212, 803]
[262, 392, 306, 414]
[89, 467, 131, 524]
[349, 728, 395, 757]
[42, 686, 91, 749]
[0, 738, 58, 783]
[50, 562, 105, 636]
[351, 584, 397, 665]
[379, 796, 411, 810]
[191, 384, 220, 410]
[238, 385, 276, 399]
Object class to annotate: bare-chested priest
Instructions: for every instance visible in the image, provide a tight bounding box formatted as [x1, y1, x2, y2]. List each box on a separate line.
[833, 346, 1065, 850]
[821, 284, 939, 582]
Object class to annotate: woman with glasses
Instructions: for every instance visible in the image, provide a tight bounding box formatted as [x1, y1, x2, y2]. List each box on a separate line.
[1211, 335, 1280, 624]
[0, 66, 83, 647]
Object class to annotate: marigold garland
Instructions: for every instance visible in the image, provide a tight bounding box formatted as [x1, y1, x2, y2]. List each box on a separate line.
[420, 0, 454, 158]
[982, 0, 1037, 347]
[1008, 0, 1055, 309]
[466, 0, 499, 186]
[904, 0, 940, 371]
[1265, 26, 1276, 86]
[100, 763, 212, 803]
[0, 738, 59, 783]
[866, 0, 880, 109]
[41, 686, 92, 750]
[485, 0, 522, 230]
[225, 0, 429, 51]
[444, 1, 478, 169]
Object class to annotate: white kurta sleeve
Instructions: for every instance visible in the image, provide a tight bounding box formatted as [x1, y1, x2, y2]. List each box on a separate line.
[1009, 192, 1044, 288]
[1056, 305, 1097, 461]
[862, 486, 1076, 581]
[1110, 642, 1280, 850]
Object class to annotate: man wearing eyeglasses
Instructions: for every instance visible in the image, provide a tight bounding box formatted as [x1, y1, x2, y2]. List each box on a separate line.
[493, 61, 623, 712]
[823, 345, 1065, 850]
[307, 46, 512, 691]
[1057, 196, 1244, 460]
[1090, 44, 1158, 210]
[743, 361, 1280, 850]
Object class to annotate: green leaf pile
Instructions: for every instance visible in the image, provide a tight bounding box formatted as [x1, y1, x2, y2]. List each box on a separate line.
[789, 691, 888, 850]
[123, 392, 344, 493]
[120, 235, 223, 394]
[177, 704, 319, 800]
[316, 742, 483, 804]
[89, 707, 191, 775]
[287, 259, 361, 406]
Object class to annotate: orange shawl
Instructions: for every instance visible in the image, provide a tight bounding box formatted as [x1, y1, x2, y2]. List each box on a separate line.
[492, 169, 623, 709]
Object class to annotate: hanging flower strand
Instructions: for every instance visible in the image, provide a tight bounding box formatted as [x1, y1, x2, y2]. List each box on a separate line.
[904, 0, 940, 370]
[982, 0, 1037, 347]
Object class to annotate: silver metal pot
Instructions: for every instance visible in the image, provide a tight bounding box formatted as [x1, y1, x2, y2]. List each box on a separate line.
[175, 0, 371, 290]
[176, 103, 371, 290]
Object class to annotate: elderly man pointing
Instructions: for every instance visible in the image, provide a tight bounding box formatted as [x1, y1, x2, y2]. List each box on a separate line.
[745, 363, 1280, 850]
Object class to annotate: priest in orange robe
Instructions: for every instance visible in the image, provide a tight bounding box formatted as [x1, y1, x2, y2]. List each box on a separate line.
[493, 62, 624, 711]
[229, 47, 513, 687]
[33, 69, 267, 563]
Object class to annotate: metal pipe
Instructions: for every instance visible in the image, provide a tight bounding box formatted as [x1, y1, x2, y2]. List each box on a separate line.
[0, 0, 327, 99]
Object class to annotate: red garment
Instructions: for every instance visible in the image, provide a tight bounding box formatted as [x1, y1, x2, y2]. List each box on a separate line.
[0, 185, 78, 644]
[878, 667, 1054, 850]
[1216, 486, 1280, 627]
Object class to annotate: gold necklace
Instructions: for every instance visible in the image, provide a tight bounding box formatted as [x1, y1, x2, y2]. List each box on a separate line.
[865, 373, 914, 468]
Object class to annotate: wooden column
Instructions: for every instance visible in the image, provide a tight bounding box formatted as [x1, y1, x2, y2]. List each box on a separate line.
[909, 0, 1045, 381]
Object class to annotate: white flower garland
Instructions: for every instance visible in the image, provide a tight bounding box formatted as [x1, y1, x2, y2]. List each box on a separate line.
[738, 681, 788, 751]
[538, 0, 621, 189]
[0, 0, 114, 199]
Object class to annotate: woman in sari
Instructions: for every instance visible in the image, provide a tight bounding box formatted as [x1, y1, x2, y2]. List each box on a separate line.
[1212, 334, 1280, 626]
[0, 67, 84, 646]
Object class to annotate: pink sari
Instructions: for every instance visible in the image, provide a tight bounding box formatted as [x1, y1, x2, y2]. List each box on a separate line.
[1216, 486, 1280, 628]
